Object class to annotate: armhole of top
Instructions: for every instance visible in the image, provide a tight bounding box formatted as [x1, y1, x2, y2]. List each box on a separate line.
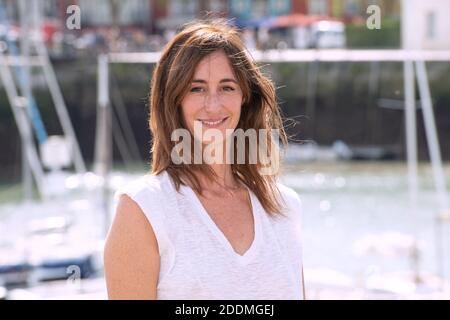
[285, 186, 303, 234]
[277, 183, 303, 220]
[112, 177, 171, 258]
[277, 183, 304, 251]
[277, 183, 305, 299]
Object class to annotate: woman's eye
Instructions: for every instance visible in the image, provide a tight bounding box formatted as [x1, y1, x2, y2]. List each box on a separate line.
[190, 87, 203, 93]
[222, 86, 235, 92]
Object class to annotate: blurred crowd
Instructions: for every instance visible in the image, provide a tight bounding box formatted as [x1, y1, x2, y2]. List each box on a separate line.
[45, 27, 168, 59]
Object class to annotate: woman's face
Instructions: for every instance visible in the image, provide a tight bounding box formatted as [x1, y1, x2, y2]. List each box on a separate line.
[180, 50, 243, 146]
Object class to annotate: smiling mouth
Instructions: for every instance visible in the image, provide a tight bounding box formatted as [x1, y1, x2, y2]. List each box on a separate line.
[197, 117, 229, 126]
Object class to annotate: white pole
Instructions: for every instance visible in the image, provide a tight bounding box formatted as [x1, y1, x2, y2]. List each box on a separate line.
[415, 60, 450, 287]
[94, 54, 111, 176]
[95, 54, 112, 237]
[18, 0, 33, 201]
[0, 56, 45, 197]
[404, 60, 420, 284]
[31, 0, 86, 174]
[306, 59, 319, 139]
[98, 55, 110, 112]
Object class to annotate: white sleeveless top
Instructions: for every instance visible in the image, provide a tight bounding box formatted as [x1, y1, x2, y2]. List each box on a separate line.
[113, 170, 304, 300]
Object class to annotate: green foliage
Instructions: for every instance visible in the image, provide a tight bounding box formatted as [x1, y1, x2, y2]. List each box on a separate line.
[346, 18, 401, 49]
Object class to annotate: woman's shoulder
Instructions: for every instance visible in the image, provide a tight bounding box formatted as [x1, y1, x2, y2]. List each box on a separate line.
[114, 170, 173, 203]
[275, 182, 303, 218]
[276, 182, 301, 205]
[112, 171, 175, 236]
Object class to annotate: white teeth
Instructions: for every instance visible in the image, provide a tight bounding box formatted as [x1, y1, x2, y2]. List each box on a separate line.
[201, 118, 226, 125]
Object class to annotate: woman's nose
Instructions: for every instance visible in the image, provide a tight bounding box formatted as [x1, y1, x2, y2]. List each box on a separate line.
[203, 92, 222, 111]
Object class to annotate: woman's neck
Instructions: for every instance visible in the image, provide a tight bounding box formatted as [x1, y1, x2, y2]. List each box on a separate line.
[203, 163, 238, 189]
[197, 138, 241, 190]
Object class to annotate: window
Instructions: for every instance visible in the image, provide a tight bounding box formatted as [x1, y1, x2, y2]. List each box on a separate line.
[309, 0, 328, 15]
[210, 0, 227, 12]
[253, 0, 268, 18]
[172, 0, 196, 16]
[344, 0, 359, 16]
[426, 12, 436, 39]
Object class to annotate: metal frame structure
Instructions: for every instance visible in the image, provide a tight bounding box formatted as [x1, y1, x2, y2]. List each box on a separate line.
[102, 48, 450, 288]
[0, 0, 86, 199]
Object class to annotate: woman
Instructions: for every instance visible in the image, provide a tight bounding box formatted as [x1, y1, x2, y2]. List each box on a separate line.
[104, 19, 305, 300]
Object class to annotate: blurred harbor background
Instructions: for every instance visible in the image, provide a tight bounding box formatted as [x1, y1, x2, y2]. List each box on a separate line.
[0, 0, 450, 300]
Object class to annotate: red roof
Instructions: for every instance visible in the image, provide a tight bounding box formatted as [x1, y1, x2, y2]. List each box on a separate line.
[272, 14, 341, 28]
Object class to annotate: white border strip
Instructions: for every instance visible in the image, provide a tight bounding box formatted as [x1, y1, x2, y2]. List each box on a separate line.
[108, 49, 450, 64]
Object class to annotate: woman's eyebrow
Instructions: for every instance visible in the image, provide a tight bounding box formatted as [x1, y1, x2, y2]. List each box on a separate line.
[191, 78, 238, 84]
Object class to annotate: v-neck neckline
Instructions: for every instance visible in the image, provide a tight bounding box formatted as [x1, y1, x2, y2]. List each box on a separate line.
[181, 182, 262, 265]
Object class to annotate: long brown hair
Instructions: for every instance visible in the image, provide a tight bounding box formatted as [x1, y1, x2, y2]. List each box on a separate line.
[148, 18, 288, 215]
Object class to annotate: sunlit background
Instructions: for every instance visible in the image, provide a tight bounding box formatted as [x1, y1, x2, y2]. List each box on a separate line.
[0, 0, 449, 300]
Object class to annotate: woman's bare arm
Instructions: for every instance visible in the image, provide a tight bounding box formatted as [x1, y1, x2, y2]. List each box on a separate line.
[104, 194, 160, 299]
